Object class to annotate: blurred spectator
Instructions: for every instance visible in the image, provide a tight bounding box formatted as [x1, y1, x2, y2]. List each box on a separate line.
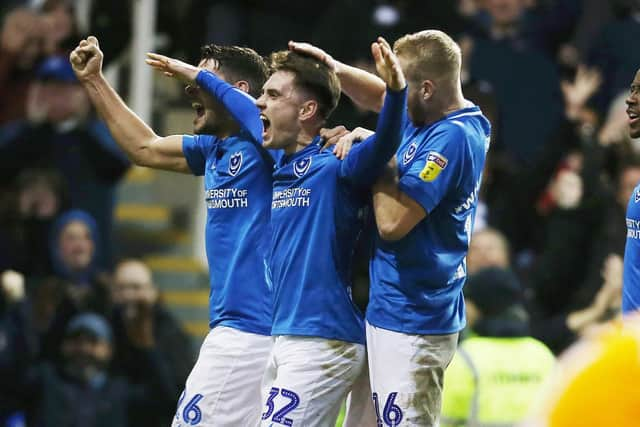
[38, 210, 111, 361]
[530, 158, 631, 352]
[1, 0, 131, 124]
[0, 270, 36, 421]
[465, 0, 567, 166]
[0, 7, 43, 125]
[0, 312, 177, 427]
[588, 0, 640, 112]
[467, 227, 511, 275]
[312, 0, 467, 64]
[299, 0, 469, 130]
[486, 63, 602, 254]
[442, 267, 555, 426]
[110, 259, 194, 427]
[0, 168, 68, 276]
[470, 0, 581, 58]
[0, 55, 130, 265]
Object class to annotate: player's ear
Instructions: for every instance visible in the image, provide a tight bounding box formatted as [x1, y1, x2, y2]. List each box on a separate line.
[234, 80, 250, 94]
[421, 79, 435, 101]
[299, 99, 318, 122]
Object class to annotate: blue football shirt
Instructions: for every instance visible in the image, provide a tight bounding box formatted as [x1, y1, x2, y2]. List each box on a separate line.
[268, 87, 407, 344]
[181, 70, 274, 335]
[368, 104, 491, 335]
[623, 183, 640, 314]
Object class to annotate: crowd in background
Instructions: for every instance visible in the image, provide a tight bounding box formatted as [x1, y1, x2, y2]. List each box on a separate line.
[1, 0, 639, 425]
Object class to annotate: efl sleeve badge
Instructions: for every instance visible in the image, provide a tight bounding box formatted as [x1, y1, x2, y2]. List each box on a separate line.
[419, 151, 448, 182]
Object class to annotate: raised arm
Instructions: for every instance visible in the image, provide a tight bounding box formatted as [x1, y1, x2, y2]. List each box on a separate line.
[145, 53, 263, 144]
[70, 37, 189, 173]
[340, 37, 407, 187]
[341, 37, 407, 186]
[289, 41, 386, 113]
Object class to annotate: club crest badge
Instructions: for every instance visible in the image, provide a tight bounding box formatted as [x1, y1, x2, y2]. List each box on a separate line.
[635, 187, 640, 203]
[403, 141, 418, 165]
[419, 151, 448, 182]
[229, 151, 243, 176]
[293, 157, 312, 178]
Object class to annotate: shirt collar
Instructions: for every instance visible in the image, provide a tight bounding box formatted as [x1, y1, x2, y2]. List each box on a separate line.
[280, 135, 323, 167]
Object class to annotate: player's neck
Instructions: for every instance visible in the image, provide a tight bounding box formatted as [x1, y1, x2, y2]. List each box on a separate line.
[429, 88, 465, 125]
[217, 121, 241, 140]
[286, 126, 320, 155]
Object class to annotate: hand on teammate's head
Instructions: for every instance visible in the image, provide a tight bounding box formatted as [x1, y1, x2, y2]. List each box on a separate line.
[145, 53, 200, 84]
[288, 41, 338, 72]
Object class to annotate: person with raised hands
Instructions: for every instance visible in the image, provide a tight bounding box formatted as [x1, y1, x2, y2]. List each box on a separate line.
[70, 36, 275, 426]
[291, 31, 491, 426]
[250, 37, 405, 426]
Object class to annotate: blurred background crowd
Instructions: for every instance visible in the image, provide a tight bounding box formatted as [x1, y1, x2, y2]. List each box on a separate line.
[1, 0, 639, 426]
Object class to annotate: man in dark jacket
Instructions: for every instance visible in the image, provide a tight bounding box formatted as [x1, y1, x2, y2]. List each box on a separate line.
[110, 259, 195, 427]
[0, 311, 177, 427]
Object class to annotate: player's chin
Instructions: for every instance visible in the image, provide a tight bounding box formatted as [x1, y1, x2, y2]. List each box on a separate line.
[262, 136, 274, 149]
[631, 125, 640, 139]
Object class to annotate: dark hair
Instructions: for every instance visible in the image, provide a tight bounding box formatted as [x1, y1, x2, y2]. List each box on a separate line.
[268, 50, 341, 120]
[200, 45, 268, 98]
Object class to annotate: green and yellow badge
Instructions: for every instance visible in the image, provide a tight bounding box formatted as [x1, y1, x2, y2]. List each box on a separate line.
[419, 152, 448, 182]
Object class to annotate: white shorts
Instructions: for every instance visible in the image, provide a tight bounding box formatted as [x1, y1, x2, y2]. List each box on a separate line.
[171, 326, 272, 427]
[259, 335, 366, 427]
[342, 358, 379, 427]
[366, 322, 458, 427]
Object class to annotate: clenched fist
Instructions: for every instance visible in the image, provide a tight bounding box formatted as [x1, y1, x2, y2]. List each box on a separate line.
[69, 36, 104, 82]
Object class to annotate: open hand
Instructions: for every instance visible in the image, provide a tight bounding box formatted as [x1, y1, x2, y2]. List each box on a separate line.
[69, 36, 103, 82]
[371, 37, 406, 92]
[145, 52, 200, 84]
[333, 127, 374, 160]
[320, 126, 350, 151]
[561, 65, 602, 120]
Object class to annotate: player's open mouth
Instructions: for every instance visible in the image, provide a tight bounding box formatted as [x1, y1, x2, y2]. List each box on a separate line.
[628, 109, 639, 125]
[260, 114, 271, 137]
[192, 102, 205, 119]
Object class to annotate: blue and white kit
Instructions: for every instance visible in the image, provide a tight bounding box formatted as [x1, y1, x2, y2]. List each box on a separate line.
[260, 86, 407, 427]
[173, 70, 274, 427]
[366, 103, 491, 426]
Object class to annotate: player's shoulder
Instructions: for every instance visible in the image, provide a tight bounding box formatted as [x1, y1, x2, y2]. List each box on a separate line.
[186, 133, 219, 149]
[308, 147, 339, 166]
[226, 135, 271, 160]
[431, 119, 469, 140]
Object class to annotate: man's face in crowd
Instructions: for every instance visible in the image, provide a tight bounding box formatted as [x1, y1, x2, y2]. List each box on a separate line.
[59, 220, 94, 272]
[61, 332, 111, 383]
[112, 261, 158, 319]
[467, 230, 509, 274]
[626, 69, 640, 139]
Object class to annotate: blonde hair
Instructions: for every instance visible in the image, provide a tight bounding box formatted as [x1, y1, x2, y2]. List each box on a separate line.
[393, 30, 461, 84]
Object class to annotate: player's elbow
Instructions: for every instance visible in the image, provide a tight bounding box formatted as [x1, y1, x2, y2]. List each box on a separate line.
[128, 151, 152, 168]
[130, 138, 161, 168]
[369, 92, 385, 113]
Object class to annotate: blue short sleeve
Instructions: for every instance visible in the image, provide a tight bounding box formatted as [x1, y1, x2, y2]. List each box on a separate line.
[398, 123, 466, 214]
[182, 134, 214, 176]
